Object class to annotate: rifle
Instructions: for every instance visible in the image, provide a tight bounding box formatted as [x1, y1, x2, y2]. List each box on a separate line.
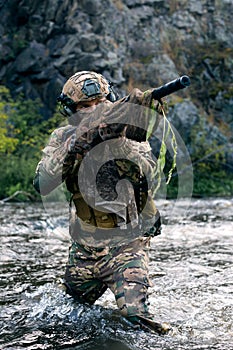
[152, 75, 190, 100]
[62, 75, 191, 144]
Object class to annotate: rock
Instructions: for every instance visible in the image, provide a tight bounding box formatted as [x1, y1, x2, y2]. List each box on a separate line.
[188, 0, 203, 15]
[0, 0, 232, 171]
[79, 0, 103, 15]
[80, 34, 98, 52]
[171, 10, 201, 34]
[59, 36, 81, 56]
[168, 100, 199, 144]
[213, 92, 233, 128]
[125, 0, 162, 7]
[42, 76, 65, 111]
[130, 6, 155, 20]
[29, 14, 43, 26]
[54, 51, 102, 77]
[14, 41, 47, 73]
[147, 55, 179, 85]
[47, 35, 69, 57]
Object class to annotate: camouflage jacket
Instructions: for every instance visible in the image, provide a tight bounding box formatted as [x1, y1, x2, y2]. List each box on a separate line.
[34, 88, 162, 245]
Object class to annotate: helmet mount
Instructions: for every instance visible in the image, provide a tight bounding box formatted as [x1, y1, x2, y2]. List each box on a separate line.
[81, 79, 102, 98]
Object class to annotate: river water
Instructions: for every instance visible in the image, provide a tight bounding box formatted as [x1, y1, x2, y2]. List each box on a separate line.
[0, 198, 233, 350]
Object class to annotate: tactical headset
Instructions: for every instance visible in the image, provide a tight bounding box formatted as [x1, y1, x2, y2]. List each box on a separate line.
[57, 78, 118, 117]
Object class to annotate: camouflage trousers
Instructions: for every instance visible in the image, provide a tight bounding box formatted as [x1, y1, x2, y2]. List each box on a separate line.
[64, 237, 152, 319]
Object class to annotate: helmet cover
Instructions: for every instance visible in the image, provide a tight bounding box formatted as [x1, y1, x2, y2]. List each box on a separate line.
[62, 71, 110, 103]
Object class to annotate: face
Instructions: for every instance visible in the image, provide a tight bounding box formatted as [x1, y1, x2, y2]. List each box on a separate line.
[76, 97, 107, 112]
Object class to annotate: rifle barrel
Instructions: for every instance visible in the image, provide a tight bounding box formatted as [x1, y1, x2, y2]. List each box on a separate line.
[152, 75, 190, 100]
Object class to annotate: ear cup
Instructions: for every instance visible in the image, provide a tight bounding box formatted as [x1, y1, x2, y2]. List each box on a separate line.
[63, 106, 75, 116]
[107, 82, 118, 102]
[107, 91, 117, 102]
[57, 93, 77, 116]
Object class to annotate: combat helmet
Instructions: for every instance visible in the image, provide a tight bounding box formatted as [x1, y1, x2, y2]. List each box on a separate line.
[57, 71, 117, 116]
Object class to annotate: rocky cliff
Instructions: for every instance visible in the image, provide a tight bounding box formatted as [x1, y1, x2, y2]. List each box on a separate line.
[1, 0, 233, 177]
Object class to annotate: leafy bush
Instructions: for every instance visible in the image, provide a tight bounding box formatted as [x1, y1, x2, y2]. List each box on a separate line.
[166, 114, 233, 198]
[0, 86, 64, 200]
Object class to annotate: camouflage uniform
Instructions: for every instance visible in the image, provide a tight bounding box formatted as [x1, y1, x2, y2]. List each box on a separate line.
[34, 86, 169, 334]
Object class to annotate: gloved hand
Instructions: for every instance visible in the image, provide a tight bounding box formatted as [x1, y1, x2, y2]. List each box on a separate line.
[98, 123, 126, 141]
[65, 127, 101, 158]
[63, 132, 91, 165]
[67, 134, 92, 156]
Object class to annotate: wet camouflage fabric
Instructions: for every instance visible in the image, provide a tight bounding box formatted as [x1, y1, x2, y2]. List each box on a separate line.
[64, 237, 170, 333]
[34, 87, 167, 332]
[65, 237, 151, 315]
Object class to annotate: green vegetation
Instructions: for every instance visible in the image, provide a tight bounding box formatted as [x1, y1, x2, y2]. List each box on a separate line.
[0, 86, 64, 200]
[190, 114, 233, 197]
[167, 114, 233, 198]
[167, 164, 233, 198]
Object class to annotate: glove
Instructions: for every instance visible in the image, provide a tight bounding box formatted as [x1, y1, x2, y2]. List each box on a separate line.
[98, 123, 126, 141]
[66, 127, 101, 158]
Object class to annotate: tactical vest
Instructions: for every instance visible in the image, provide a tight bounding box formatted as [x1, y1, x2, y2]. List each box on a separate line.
[65, 157, 158, 233]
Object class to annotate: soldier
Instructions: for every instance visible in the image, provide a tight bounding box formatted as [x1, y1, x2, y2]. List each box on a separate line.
[34, 71, 170, 334]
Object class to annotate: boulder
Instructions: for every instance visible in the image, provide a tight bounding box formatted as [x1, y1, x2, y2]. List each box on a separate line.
[14, 41, 47, 74]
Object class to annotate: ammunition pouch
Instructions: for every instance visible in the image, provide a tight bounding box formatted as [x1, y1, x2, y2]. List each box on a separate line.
[72, 193, 117, 231]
